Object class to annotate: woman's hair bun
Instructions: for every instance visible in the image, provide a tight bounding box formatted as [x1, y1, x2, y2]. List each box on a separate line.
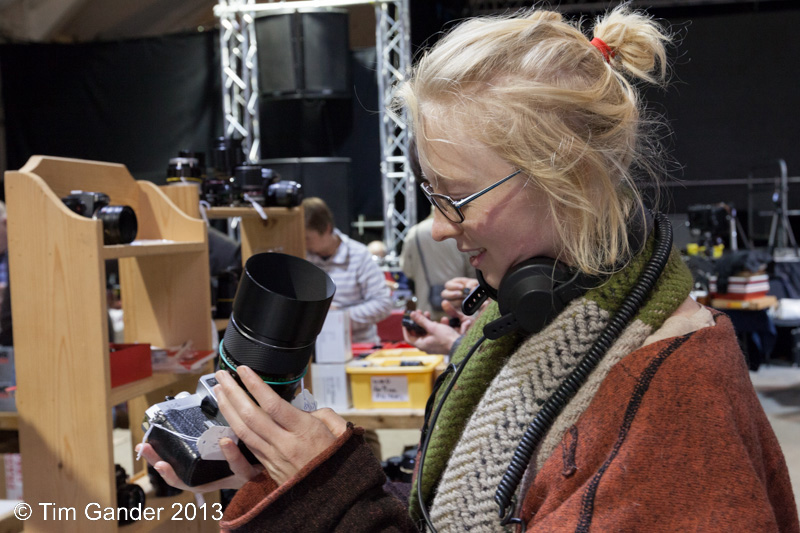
[592, 4, 671, 85]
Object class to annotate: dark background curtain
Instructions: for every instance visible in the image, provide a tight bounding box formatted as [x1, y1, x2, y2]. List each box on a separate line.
[2, 2, 800, 240]
[0, 31, 222, 185]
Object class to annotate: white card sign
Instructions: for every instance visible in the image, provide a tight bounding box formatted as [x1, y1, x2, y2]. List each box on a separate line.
[370, 375, 409, 403]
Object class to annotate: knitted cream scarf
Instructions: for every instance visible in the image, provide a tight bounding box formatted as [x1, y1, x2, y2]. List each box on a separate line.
[409, 242, 693, 532]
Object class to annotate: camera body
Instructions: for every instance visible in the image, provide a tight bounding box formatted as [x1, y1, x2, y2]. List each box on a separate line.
[62, 190, 138, 245]
[143, 373, 260, 487]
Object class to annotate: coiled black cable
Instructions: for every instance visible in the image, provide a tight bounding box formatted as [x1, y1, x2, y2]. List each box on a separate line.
[494, 211, 673, 525]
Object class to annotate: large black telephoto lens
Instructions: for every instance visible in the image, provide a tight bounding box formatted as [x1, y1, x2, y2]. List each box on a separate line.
[220, 253, 335, 401]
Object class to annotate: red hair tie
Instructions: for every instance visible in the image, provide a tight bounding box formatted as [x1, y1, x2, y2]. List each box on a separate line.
[590, 37, 615, 63]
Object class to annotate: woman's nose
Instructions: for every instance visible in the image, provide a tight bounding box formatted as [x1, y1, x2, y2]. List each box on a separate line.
[430, 209, 461, 242]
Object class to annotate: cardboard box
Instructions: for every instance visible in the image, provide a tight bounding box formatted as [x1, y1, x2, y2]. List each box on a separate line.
[310, 362, 351, 410]
[109, 343, 152, 388]
[315, 309, 353, 364]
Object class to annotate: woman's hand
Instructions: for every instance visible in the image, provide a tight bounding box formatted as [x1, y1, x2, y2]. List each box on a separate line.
[402, 310, 461, 355]
[214, 366, 348, 486]
[135, 438, 262, 493]
[440, 277, 479, 312]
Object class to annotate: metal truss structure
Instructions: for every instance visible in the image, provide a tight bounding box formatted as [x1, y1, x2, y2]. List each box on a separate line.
[214, 0, 414, 259]
[216, 0, 261, 163]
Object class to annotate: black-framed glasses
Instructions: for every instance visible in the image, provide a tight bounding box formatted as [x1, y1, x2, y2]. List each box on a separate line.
[421, 169, 523, 223]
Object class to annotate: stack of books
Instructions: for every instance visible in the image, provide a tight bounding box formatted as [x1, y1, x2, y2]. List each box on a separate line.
[709, 273, 770, 300]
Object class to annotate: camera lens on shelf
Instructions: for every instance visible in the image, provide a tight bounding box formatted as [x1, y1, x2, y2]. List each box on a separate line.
[166, 157, 202, 184]
[234, 165, 265, 205]
[95, 205, 138, 246]
[212, 136, 244, 178]
[265, 180, 303, 208]
[61, 191, 138, 245]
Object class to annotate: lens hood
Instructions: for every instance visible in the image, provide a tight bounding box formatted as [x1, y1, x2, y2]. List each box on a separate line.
[222, 253, 335, 383]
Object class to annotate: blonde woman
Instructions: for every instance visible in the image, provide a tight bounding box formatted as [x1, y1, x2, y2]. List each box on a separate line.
[139, 5, 798, 531]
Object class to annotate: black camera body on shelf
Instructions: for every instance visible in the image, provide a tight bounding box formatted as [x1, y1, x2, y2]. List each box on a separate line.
[62, 190, 138, 245]
[142, 373, 260, 487]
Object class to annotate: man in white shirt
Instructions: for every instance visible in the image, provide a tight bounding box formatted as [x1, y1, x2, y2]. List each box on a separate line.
[303, 197, 393, 345]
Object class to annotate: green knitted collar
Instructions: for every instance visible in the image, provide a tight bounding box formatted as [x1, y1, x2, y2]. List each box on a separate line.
[409, 239, 693, 520]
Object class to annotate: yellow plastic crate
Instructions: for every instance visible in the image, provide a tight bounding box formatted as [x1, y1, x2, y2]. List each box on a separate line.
[346, 349, 444, 409]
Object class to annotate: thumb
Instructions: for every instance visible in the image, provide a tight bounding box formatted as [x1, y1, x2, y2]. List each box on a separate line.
[310, 407, 349, 437]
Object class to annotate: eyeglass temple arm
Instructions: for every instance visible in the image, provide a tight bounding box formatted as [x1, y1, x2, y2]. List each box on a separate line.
[452, 169, 523, 208]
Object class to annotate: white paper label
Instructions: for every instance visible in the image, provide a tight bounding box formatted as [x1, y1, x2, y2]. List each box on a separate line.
[197, 426, 238, 461]
[370, 376, 409, 403]
[291, 389, 318, 412]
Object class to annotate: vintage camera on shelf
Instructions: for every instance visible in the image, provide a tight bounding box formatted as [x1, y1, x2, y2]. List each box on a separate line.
[233, 165, 303, 208]
[62, 191, 138, 245]
[142, 252, 335, 487]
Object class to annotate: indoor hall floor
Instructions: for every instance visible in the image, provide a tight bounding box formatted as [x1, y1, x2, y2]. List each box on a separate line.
[750, 364, 800, 512]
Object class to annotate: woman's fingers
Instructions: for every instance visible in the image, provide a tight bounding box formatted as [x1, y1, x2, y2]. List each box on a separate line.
[219, 437, 264, 480]
[215, 370, 282, 445]
[136, 443, 192, 491]
[214, 366, 341, 485]
[135, 442, 251, 492]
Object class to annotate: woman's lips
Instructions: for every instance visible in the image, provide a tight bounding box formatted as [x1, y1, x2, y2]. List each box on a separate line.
[467, 249, 485, 269]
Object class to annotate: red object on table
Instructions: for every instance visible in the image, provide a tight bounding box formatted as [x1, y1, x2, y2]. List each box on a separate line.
[377, 309, 405, 343]
[109, 343, 152, 387]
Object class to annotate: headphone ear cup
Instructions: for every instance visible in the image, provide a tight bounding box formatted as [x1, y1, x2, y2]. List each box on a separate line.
[497, 259, 574, 335]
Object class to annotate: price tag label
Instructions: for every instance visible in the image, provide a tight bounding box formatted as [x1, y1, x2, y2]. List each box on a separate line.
[370, 376, 409, 403]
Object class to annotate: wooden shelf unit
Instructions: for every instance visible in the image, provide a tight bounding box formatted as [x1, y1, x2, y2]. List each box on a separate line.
[159, 183, 306, 263]
[6, 156, 217, 532]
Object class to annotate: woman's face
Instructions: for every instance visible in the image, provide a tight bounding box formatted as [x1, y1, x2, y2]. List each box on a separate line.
[419, 122, 561, 289]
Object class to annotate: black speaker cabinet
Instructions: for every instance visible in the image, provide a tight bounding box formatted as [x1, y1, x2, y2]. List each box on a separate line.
[259, 97, 352, 159]
[255, 8, 351, 99]
[259, 157, 353, 232]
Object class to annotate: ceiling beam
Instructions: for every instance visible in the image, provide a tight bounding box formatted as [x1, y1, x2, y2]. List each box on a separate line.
[469, 0, 790, 14]
[0, 0, 93, 41]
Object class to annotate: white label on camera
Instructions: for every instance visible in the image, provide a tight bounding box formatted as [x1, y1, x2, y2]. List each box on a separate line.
[371, 376, 409, 403]
[197, 426, 238, 461]
[291, 389, 318, 412]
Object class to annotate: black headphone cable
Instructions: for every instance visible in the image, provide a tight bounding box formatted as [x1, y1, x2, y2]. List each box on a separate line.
[494, 212, 673, 526]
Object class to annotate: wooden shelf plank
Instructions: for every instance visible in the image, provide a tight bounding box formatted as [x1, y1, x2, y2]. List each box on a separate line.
[711, 295, 778, 311]
[205, 206, 301, 219]
[0, 411, 18, 430]
[338, 408, 425, 430]
[102, 240, 206, 260]
[109, 371, 207, 407]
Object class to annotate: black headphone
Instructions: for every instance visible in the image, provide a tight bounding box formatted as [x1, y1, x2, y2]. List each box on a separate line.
[461, 209, 649, 339]
[462, 259, 603, 340]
